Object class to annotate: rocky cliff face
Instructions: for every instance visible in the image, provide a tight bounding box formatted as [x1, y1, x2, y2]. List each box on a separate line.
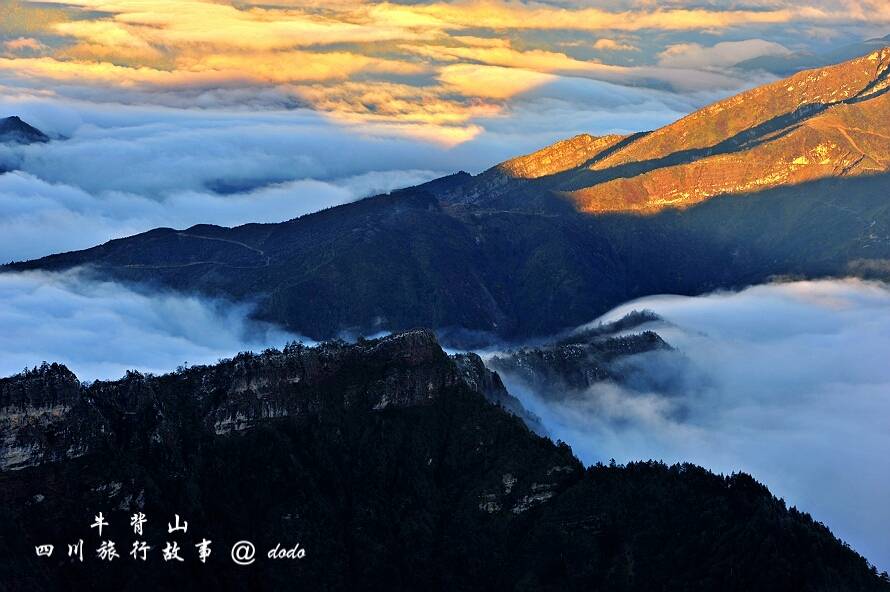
[0, 363, 85, 470]
[0, 330, 529, 471]
[488, 312, 672, 392]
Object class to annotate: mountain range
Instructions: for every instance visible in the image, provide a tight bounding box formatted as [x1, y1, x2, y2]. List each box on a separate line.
[4, 43, 890, 590]
[2, 330, 887, 591]
[5, 48, 890, 344]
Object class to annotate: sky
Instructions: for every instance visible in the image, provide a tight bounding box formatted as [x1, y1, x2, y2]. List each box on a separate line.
[2, 0, 890, 260]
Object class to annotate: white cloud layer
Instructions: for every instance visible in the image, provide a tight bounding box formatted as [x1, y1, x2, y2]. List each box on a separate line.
[0, 83, 700, 262]
[657, 39, 793, 69]
[0, 269, 302, 380]
[498, 279, 890, 571]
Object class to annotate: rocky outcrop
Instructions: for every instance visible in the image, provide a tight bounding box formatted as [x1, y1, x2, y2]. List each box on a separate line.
[0, 330, 532, 470]
[497, 134, 626, 179]
[0, 363, 87, 470]
[488, 312, 672, 392]
[452, 351, 544, 432]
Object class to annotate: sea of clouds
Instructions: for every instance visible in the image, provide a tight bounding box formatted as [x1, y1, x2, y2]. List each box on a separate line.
[3, 270, 887, 569]
[2, 41, 887, 572]
[0, 73, 704, 262]
[496, 279, 890, 571]
[0, 269, 302, 380]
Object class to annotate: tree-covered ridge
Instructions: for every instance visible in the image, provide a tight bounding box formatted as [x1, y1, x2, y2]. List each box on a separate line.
[1, 331, 886, 591]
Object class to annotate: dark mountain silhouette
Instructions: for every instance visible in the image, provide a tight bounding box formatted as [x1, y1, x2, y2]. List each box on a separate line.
[9, 171, 890, 343]
[2, 331, 887, 591]
[0, 116, 49, 145]
[488, 311, 673, 393]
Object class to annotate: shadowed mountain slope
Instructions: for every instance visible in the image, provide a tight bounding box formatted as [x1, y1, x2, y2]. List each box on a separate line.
[9, 171, 890, 343]
[1, 332, 887, 591]
[6, 49, 890, 342]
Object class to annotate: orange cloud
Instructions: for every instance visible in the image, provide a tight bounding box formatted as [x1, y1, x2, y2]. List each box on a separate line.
[8, 0, 889, 148]
[438, 63, 555, 99]
[593, 39, 638, 52]
[2, 37, 49, 54]
[367, 1, 798, 32]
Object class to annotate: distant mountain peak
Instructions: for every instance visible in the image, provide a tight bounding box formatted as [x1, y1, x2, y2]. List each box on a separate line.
[0, 115, 50, 144]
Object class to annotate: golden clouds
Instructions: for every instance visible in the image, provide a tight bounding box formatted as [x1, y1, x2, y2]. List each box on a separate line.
[370, 1, 797, 32]
[54, 19, 165, 64]
[0, 51, 424, 87]
[438, 63, 555, 99]
[10, 0, 810, 80]
[38, 0, 432, 49]
[177, 51, 427, 84]
[5, 0, 889, 145]
[1, 0, 66, 35]
[592, 39, 638, 52]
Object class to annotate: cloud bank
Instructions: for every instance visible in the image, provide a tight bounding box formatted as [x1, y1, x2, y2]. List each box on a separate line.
[4, 0, 884, 141]
[0, 269, 302, 381]
[497, 279, 890, 570]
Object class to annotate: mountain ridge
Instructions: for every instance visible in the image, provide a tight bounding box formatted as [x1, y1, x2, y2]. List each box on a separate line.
[565, 46, 890, 212]
[6, 47, 890, 342]
[439, 46, 890, 214]
[2, 330, 888, 590]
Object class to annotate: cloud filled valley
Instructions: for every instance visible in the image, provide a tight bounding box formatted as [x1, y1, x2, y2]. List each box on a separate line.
[0, 269, 301, 380]
[2, 90, 889, 566]
[494, 279, 890, 571]
[3, 265, 889, 569]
